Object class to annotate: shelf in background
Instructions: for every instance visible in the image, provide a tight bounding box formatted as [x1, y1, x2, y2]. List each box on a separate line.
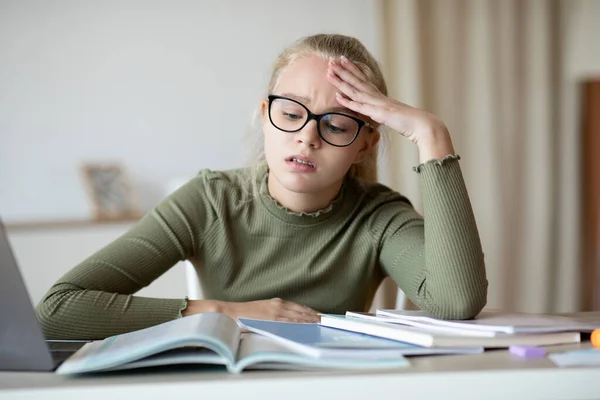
[4, 215, 142, 232]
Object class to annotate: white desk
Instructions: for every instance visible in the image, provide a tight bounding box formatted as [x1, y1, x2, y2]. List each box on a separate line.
[1, 342, 598, 400]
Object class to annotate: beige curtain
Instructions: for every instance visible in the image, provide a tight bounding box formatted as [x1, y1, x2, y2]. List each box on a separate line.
[369, 0, 581, 313]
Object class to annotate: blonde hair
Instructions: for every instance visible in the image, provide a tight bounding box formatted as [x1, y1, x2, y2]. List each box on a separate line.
[249, 33, 387, 193]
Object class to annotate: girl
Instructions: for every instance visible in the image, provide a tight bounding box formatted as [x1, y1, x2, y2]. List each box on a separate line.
[37, 34, 487, 340]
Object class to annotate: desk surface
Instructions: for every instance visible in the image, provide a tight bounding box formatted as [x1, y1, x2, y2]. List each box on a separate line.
[1, 341, 599, 400]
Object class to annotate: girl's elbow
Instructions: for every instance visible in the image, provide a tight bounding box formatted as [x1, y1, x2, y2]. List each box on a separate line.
[35, 303, 57, 339]
[35, 289, 79, 339]
[446, 294, 487, 320]
[423, 282, 488, 320]
[445, 283, 488, 320]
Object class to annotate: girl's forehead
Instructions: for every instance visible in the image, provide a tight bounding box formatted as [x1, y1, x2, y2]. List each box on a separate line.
[278, 54, 328, 82]
[274, 55, 337, 107]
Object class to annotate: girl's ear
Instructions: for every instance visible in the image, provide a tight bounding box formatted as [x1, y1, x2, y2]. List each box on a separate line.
[353, 129, 380, 164]
[260, 99, 269, 120]
[259, 99, 269, 137]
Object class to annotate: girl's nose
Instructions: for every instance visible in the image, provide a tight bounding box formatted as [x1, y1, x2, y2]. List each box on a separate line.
[296, 120, 321, 148]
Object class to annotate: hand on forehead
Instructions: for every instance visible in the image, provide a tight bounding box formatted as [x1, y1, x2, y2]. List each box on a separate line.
[273, 54, 349, 114]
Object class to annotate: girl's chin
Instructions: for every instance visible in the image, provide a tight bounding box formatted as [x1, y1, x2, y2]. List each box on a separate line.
[274, 173, 345, 197]
[270, 172, 321, 193]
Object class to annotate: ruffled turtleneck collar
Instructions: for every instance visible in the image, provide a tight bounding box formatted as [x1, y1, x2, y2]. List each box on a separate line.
[257, 164, 350, 226]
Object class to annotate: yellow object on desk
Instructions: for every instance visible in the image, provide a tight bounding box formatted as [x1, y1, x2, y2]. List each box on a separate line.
[592, 329, 600, 348]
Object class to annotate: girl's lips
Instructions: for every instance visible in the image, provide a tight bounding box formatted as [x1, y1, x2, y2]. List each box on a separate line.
[286, 157, 317, 172]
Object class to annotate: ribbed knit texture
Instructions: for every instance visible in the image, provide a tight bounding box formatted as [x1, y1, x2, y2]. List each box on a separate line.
[36, 156, 487, 339]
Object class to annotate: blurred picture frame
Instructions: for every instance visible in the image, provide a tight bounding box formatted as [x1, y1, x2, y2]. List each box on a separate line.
[80, 163, 141, 221]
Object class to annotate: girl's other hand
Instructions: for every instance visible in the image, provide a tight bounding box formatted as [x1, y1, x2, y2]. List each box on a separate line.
[183, 298, 320, 323]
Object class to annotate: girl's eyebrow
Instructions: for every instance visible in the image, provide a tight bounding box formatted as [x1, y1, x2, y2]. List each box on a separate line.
[280, 92, 359, 116]
[281, 93, 310, 104]
[328, 106, 359, 116]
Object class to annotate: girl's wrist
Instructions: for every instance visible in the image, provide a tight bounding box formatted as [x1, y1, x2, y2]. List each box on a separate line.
[182, 299, 222, 317]
[415, 120, 455, 163]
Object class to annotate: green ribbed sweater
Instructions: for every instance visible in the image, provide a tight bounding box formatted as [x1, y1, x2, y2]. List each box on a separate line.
[36, 155, 487, 339]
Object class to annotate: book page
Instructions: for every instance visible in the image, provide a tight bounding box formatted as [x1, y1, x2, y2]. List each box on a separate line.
[237, 332, 294, 359]
[57, 313, 241, 374]
[232, 333, 410, 373]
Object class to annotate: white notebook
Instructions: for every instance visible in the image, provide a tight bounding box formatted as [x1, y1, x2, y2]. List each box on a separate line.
[346, 312, 498, 337]
[375, 309, 600, 334]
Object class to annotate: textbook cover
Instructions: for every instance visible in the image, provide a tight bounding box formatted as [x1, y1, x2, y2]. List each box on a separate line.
[239, 318, 484, 357]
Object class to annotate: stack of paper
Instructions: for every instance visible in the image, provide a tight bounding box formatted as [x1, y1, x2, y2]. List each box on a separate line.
[318, 310, 600, 349]
[375, 309, 599, 334]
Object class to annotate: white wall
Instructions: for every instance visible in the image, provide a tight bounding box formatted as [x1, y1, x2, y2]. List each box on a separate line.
[7, 223, 190, 306]
[0, 0, 381, 222]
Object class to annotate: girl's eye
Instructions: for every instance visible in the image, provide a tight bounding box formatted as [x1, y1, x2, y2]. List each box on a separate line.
[322, 114, 356, 134]
[282, 112, 303, 121]
[326, 123, 345, 133]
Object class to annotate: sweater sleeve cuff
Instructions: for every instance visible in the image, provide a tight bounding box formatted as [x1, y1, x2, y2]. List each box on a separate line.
[412, 154, 461, 173]
[177, 297, 189, 318]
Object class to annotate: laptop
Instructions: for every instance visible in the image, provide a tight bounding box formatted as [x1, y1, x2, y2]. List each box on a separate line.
[0, 219, 87, 371]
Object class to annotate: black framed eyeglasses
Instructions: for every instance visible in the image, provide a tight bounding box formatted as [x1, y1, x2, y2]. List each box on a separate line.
[267, 94, 371, 147]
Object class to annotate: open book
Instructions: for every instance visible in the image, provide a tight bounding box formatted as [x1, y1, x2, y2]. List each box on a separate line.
[57, 313, 411, 375]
